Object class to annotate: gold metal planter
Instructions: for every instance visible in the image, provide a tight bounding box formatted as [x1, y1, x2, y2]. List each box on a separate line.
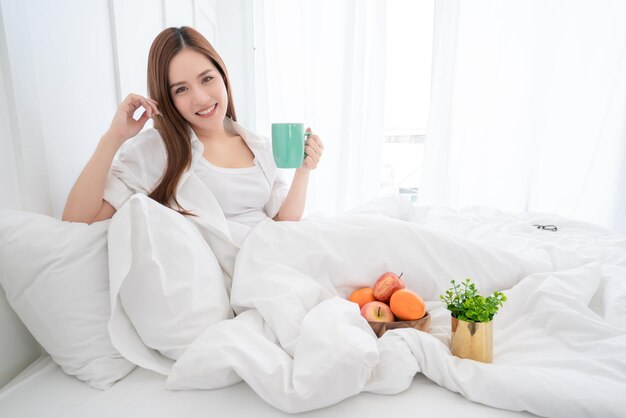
[450, 316, 493, 363]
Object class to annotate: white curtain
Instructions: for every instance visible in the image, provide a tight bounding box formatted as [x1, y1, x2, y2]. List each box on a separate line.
[253, 0, 387, 216]
[420, 0, 626, 234]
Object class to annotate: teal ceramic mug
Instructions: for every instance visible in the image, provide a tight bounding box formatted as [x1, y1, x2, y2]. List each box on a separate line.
[271, 123, 311, 168]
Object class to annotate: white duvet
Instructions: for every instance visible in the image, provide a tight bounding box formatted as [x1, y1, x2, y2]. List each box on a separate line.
[107, 195, 626, 417]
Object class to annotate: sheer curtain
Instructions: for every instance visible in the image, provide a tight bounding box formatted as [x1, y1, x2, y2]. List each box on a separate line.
[253, 0, 387, 216]
[420, 0, 626, 234]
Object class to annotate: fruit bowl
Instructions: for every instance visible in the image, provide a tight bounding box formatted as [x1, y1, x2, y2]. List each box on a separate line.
[368, 311, 431, 338]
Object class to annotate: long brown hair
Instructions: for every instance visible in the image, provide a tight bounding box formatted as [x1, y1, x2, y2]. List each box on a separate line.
[146, 26, 237, 215]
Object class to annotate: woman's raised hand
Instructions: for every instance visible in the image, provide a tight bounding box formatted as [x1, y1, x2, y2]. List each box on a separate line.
[106, 93, 161, 144]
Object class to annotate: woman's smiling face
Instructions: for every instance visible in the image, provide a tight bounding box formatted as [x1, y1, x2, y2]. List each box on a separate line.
[168, 48, 228, 134]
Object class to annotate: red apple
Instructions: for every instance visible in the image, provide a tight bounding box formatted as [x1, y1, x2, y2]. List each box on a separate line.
[361, 301, 395, 322]
[372, 272, 406, 303]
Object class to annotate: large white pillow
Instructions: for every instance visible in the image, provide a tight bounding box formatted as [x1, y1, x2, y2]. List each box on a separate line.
[0, 211, 136, 389]
[107, 194, 233, 373]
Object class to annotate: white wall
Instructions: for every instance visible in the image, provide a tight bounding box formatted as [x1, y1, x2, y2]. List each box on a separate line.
[0, 0, 254, 387]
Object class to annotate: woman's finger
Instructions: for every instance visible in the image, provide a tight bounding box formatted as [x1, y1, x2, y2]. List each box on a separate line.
[137, 109, 150, 124]
[141, 98, 159, 118]
[307, 138, 323, 156]
[304, 155, 317, 169]
[304, 145, 317, 155]
[140, 98, 156, 117]
[145, 98, 161, 115]
[138, 97, 160, 118]
[126, 94, 159, 117]
[311, 136, 324, 150]
[126, 94, 144, 107]
[122, 95, 145, 117]
[305, 145, 319, 160]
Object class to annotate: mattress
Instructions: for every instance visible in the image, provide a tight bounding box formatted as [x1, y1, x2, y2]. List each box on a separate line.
[0, 354, 535, 418]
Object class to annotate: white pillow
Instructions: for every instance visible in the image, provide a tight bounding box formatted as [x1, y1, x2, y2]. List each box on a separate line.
[0, 211, 136, 389]
[107, 194, 233, 373]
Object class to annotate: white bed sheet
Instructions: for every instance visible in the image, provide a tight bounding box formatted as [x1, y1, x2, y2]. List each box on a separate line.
[0, 354, 535, 418]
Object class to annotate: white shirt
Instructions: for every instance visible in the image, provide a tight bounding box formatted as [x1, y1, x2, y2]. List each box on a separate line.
[103, 118, 290, 246]
[196, 156, 271, 228]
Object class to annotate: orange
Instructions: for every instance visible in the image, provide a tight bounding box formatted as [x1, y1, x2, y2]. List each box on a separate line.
[390, 289, 426, 320]
[348, 287, 376, 309]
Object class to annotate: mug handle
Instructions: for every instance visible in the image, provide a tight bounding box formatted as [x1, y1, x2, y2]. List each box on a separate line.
[303, 130, 312, 159]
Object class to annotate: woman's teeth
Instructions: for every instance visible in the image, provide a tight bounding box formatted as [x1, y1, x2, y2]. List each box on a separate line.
[196, 104, 217, 115]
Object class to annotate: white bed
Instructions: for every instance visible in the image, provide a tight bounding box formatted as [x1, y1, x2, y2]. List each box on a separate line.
[1, 196, 624, 417]
[0, 354, 534, 418]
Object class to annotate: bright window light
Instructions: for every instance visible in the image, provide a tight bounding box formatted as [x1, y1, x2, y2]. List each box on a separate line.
[381, 0, 434, 200]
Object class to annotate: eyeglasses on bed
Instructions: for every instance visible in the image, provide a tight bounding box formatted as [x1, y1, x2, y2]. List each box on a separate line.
[533, 224, 558, 231]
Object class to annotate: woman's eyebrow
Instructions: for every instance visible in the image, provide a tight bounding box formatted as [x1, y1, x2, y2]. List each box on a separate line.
[169, 69, 214, 89]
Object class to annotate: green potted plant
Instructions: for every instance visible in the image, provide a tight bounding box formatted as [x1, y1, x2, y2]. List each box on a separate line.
[440, 278, 507, 363]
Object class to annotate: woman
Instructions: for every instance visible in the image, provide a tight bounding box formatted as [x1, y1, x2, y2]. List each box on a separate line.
[62, 26, 323, 230]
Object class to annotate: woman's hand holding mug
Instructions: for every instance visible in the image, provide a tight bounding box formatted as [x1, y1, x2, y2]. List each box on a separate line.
[300, 128, 324, 171]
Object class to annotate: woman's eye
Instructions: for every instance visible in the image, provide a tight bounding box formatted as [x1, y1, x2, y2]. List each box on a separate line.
[202, 76, 213, 84]
[174, 86, 186, 94]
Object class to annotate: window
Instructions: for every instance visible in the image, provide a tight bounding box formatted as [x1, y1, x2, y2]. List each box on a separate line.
[381, 0, 434, 202]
